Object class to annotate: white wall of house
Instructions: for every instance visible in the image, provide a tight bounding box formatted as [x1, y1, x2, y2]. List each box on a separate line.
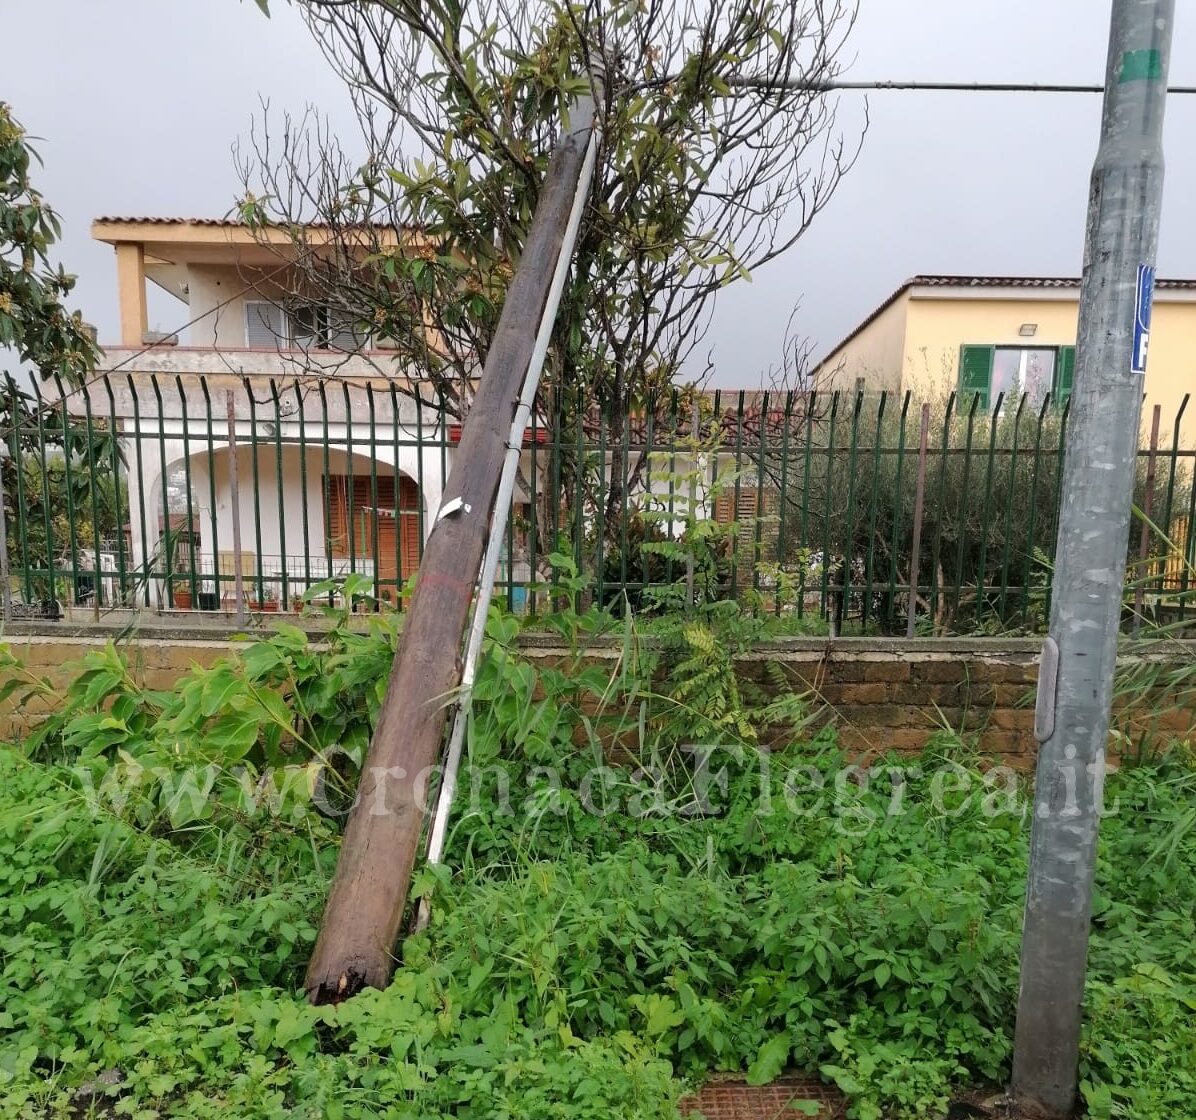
[185, 264, 294, 349]
[123, 417, 447, 606]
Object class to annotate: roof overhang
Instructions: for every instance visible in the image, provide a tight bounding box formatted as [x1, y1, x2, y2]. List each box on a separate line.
[92, 217, 413, 249]
[91, 218, 425, 278]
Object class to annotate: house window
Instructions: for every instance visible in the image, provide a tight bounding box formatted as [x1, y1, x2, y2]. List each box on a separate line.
[244, 300, 368, 352]
[325, 473, 422, 578]
[959, 344, 1075, 410]
[246, 301, 287, 348]
[290, 305, 367, 352]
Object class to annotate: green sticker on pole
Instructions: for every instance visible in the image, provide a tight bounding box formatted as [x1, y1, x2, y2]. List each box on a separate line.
[1132, 264, 1154, 376]
[1120, 49, 1163, 82]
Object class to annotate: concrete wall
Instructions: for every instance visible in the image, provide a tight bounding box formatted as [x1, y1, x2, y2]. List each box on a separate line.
[4, 630, 1192, 768]
[818, 291, 910, 394]
[186, 263, 285, 348]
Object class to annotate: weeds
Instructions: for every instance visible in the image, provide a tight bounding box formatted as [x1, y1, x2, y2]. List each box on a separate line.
[0, 597, 1193, 1119]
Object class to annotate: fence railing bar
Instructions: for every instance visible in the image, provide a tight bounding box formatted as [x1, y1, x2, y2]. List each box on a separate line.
[929, 392, 956, 628]
[860, 390, 888, 630]
[318, 381, 334, 609]
[28, 379, 62, 617]
[104, 376, 130, 606]
[1156, 393, 1189, 599]
[997, 394, 1028, 621]
[1021, 396, 1052, 624]
[751, 391, 769, 601]
[365, 384, 380, 606]
[949, 391, 983, 627]
[841, 390, 864, 628]
[225, 390, 247, 626]
[797, 391, 817, 619]
[297, 380, 313, 601]
[198, 379, 220, 612]
[1133, 404, 1163, 634]
[906, 403, 931, 638]
[974, 393, 1004, 621]
[49, 380, 80, 614]
[620, 398, 632, 606]
[126, 376, 150, 608]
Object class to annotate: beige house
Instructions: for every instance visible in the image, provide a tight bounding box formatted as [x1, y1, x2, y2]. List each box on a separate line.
[816, 275, 1196, 439]
[77, 217, 477, 611]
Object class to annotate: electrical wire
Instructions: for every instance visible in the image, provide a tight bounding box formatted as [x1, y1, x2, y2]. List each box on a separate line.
[727, 78, 1196, 95]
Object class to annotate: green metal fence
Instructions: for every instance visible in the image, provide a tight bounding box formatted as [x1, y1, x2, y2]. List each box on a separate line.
[1, 372, 1193, 636]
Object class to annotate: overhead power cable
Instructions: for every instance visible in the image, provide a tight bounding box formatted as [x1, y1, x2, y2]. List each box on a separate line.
[722, 77, 1196, 95]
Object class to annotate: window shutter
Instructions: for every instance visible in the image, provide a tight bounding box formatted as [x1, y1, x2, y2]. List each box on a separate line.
[326, 476, 349, 556]
[735, 487, 760, 582]
[246, 301, 286, 348]
[327, 474, 410, 559]
[328, 311, 366, 353]
[958, 345, 994, 410]
[398, 476, 421, 579]
[1054, 346, 1076, 408]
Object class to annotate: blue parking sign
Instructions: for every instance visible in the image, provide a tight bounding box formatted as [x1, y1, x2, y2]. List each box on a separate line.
[1132, 264, 1155, 376]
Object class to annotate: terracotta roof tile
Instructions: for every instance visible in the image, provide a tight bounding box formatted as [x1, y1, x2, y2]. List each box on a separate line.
[909, 273, 1196, 290]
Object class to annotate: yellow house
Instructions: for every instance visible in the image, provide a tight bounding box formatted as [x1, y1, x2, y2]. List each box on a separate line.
[816, 275, 1196, 440]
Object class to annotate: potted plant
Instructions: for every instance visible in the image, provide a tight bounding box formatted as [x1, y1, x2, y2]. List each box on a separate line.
[165, 526, 195, 611]
[261, 586, 279, 613]
[291, 593, 305, 614]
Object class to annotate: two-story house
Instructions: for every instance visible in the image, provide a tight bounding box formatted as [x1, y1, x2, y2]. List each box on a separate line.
[82, 217, 482, 611]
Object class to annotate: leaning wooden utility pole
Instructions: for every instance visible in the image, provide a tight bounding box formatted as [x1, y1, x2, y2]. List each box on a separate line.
[305, 91, 599, 1005]
[1011, 3, 1174, 1116]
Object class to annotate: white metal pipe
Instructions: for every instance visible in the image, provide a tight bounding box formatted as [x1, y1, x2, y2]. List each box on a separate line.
[415, 111, 599, 925]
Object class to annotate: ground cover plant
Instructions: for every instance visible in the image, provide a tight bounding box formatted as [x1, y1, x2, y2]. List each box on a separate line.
[1, 597, 1194, 1118]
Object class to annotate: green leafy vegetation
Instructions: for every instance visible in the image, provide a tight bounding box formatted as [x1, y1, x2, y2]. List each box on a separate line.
[1, 600, 1194, 1118]
[1, 100, 100, 384]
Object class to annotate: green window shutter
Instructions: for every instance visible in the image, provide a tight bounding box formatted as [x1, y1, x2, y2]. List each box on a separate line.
[959, 345, 994, 410]
[1054, 346, 1076, 408]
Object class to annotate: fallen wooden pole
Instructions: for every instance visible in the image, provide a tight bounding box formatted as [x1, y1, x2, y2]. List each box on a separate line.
[305, 94, 598, 1005]
[414, 120, 599, 933]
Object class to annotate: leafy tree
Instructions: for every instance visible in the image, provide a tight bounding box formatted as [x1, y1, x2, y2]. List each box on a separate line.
[0, 101, 99, 383]
[238, 0, 860, 546]
[2, 101, 113, 603]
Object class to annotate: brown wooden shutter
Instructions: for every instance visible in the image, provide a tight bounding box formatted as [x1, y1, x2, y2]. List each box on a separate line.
[326, 475, 350, 557]
[398, 476, 421, 579]
[327, 474, 409, 560]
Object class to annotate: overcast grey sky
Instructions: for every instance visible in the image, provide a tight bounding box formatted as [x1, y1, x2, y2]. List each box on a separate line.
[6, 1, 1196, 386]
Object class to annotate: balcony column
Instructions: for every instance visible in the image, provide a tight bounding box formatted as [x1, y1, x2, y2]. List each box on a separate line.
[115, 242, 148, 347]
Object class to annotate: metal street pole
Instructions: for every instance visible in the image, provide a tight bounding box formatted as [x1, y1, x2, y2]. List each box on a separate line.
[1011, 3, 1175, 1116]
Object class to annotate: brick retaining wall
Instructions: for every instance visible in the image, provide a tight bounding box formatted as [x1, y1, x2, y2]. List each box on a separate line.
[2, 624, 1194, 764]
